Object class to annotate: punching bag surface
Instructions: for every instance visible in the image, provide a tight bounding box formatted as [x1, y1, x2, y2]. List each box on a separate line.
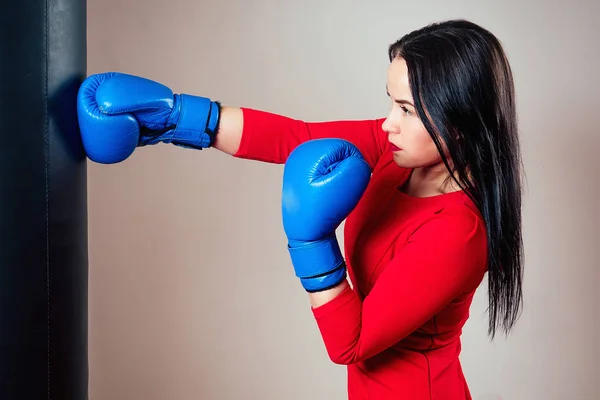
[0, 0, 88, 399]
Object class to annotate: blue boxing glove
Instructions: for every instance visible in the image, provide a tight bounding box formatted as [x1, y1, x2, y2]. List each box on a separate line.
[281, 139, 371, 292]
[77, 72, 220, 164]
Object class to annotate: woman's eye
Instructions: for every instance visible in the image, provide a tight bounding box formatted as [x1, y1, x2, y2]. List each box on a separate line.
[400, 106, 411, 115]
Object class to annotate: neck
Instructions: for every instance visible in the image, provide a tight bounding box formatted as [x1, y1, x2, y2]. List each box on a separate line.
[401, 162, 461, 197]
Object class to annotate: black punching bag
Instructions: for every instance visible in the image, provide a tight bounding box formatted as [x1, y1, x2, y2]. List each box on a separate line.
[1, 0, 88, 399]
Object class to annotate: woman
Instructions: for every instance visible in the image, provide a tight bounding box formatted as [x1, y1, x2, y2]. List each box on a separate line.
[78, 18, 524, 400]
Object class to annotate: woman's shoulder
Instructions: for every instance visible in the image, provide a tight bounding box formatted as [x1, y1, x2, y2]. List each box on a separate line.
[409, 192, 487, 245]
[406, 195, 489, 272]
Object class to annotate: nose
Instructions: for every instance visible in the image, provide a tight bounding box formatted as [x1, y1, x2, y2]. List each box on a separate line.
[382, 117, 392, 134]
[382, 116, 399, 136]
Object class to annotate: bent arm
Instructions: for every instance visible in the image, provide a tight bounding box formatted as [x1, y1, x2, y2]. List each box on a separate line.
[310, 206, 488, 365]
[212, 106, 388, 169]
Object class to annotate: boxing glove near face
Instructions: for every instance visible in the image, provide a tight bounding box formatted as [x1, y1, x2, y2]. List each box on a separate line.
[282, 139, 371, 292]
[77, 72, 220, 164]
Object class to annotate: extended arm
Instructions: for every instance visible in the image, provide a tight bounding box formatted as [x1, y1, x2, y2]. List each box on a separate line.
[77, 72, 388, 167]
[211, 106, 243, 155]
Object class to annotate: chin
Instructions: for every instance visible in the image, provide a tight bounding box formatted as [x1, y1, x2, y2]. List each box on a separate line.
[392, 153, 412, 168]
[392, 159, 414, 169]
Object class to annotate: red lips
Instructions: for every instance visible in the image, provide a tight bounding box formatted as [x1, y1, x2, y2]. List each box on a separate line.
[390, 143, 402, 151]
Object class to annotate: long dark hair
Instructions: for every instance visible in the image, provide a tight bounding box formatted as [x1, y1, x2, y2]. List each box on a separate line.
[388, 19, 524, 339]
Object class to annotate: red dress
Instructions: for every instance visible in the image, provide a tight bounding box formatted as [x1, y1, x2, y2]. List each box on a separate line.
[234, 108, 488, 399]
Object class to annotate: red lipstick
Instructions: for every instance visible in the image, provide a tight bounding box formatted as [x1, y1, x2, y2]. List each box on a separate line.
[390, 144, 402, 152]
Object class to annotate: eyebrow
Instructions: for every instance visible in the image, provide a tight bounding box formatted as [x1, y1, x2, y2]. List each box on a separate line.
[386, 86, 414, 107]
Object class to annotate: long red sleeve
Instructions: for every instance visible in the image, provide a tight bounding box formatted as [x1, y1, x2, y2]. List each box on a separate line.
[233, 108, 388, 169]
[311, 204, 488, 365]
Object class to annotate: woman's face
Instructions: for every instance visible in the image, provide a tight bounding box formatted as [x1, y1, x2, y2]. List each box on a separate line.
[382, 57, 447, 169]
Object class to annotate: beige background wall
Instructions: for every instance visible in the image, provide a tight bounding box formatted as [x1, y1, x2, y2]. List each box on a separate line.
[86, 1, 600, 399]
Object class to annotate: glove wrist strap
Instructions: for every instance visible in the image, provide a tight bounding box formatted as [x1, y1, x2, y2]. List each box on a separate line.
[168, 94, 221, 149]
[288, 234, 346, 292]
